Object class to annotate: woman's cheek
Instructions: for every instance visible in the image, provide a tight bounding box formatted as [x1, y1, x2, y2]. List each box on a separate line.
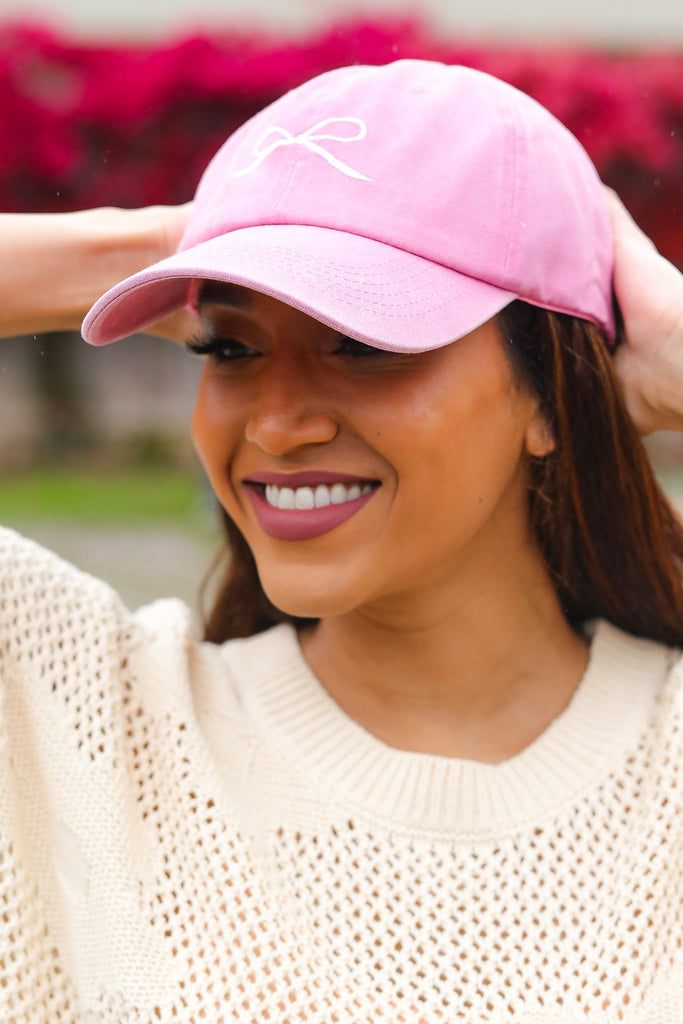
[191, 374, 237, 478]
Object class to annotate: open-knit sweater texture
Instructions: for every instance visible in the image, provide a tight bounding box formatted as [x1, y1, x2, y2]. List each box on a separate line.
[0, 526, 682, 1023]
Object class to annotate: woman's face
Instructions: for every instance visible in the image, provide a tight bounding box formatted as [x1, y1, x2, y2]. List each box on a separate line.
[191, 284, 550, 620]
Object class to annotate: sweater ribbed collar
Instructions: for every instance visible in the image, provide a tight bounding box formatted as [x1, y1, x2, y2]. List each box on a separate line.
[222, 620, 675, 837]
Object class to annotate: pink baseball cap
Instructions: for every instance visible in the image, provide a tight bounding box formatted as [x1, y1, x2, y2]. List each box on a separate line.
[82, 59, 615, 350]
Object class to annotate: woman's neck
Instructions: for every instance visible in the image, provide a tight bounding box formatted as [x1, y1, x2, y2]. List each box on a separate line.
[299, 546, 588, 764]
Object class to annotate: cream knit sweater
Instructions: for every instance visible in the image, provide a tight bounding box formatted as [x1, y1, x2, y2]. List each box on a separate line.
[0, 526, 682, 1023]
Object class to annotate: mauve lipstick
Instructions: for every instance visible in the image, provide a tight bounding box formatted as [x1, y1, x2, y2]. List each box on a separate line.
[243, 473, 379, 541]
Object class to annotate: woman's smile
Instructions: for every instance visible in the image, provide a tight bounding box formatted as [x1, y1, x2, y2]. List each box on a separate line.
[190, 283, 551, 619]
[261, 480, 375, 511]
[240, 470, 380, 540]
[245, 480, 379, 541]
[243, 470, 378, 507]
[262, 481, 374, 509]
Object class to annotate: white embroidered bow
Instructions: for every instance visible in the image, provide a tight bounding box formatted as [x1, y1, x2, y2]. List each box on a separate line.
[232, 117, 372, 180]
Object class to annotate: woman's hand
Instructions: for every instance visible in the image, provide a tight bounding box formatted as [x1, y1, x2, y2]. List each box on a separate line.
[606, 188, 683, 434]
[0, 204, 195, 342]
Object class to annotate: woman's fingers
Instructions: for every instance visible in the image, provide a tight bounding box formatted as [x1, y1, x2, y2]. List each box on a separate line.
[126, 203, 198, 343]
[606, 188, 683, 435]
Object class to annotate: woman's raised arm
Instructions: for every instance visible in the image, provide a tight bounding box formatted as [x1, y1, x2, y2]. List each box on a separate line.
[607, 189, 683, 435]
[0, 204, 192, 341]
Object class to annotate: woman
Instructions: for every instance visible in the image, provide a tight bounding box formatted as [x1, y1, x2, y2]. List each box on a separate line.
[1, 60, 682, 1022]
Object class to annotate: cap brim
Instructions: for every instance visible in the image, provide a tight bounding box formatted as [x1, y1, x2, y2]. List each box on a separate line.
[82, 225, 517, 352]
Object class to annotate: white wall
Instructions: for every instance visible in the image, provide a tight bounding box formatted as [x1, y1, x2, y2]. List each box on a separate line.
[2, 0, 682, 44]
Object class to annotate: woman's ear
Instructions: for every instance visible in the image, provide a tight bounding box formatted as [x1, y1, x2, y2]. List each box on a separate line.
[524, 408, 555, 458]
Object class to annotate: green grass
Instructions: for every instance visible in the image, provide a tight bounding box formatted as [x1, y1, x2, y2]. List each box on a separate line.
[0, 467, 210, 525]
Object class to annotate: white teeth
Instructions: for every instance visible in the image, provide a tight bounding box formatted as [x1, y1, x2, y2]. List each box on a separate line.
[330, 483, 347, 505]
[314, 485, 331, 508]
[262, 481, 375, 510]
[294, 487, 314, 510]
[279, 486, 295, 510]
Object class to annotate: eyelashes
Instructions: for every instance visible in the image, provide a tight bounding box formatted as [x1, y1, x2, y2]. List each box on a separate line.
[333, 336, 387, 358]
[185, 333, 214, 356]
[185, 334, 256, 362]
[185, 332, 389, 362]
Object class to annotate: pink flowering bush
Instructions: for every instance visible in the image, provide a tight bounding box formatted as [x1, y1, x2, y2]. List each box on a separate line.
[0, 20, 681, 263]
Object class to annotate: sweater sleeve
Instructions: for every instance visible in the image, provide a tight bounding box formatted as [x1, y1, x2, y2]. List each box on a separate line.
[0, 525, 197, 1021]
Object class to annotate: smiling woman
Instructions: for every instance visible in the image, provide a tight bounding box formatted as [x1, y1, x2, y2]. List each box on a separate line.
[190, 288, 553, 629]
[3, 59, 683, 1023]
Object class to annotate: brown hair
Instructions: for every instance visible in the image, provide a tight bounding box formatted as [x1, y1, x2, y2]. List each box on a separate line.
[202, 302, 683, 647]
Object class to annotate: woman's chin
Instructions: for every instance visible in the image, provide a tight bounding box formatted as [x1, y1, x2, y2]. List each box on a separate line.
[259, 572, 364, 621]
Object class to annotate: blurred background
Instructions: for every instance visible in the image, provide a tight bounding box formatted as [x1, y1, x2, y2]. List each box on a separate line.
[0, 0, 681, 613]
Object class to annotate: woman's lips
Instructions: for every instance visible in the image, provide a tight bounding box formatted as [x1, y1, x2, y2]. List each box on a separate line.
[243, 477, 379, 541]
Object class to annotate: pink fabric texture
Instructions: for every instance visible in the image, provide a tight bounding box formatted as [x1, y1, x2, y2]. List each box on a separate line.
[82, 60, 614, 349]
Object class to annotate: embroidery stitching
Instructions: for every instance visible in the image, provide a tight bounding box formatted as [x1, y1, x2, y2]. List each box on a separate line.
[232, 117, 372, 180]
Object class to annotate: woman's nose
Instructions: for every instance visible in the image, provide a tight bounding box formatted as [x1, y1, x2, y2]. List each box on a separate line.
[244, 362, 338, 455]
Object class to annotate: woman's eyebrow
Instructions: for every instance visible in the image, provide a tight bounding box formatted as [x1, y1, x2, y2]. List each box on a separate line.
[195, 281, 253, 309]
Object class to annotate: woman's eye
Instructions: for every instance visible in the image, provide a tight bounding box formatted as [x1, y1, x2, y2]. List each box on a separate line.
[185, 335, 258, 364]
[334, 336, 386, 358]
